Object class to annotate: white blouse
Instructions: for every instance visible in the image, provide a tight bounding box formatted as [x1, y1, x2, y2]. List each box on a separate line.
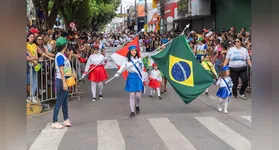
[149, 70, 162, 82]
[216, 76, 233, 91]
[118, 57, 144, 74]
[84, 53, 107, 73]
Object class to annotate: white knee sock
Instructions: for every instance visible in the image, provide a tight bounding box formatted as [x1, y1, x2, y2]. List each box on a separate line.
[224, 98, 229, 111]
[98, 82, 103, 95]
[150, 88, 154, 96]
[129, 93, 136, 112]
[135, 92, 141, 107]
[156, 88, 160, 97]
[91, 82, 97, 98]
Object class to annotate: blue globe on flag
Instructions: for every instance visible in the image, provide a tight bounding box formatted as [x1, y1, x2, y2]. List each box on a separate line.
[171, 61, 191, 82]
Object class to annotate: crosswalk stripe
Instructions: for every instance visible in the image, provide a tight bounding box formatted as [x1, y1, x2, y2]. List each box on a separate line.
[148, 118, 197, 150]
[29, 123, 67, 150]
[196, 117, 251, 150]
[241, 116, 251, 122]
[97, 120, 125, 150]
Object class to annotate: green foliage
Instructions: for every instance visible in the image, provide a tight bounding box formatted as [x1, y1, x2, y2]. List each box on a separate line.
[61, 0, 120, 30]
[177, 0, 188, 17]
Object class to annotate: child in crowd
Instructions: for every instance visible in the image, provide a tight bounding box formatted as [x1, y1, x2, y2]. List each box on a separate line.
[148, 63, 162, 100]
[216, 66, 233, 114]
[201, 54, 218, 95]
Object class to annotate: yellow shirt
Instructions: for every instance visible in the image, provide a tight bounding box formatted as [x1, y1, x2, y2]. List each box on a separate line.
[27, 42, 37, 57]
[201, 60, 218, 77]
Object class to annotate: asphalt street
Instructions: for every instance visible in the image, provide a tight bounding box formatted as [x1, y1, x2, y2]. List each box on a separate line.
[27, 47, 251, 150]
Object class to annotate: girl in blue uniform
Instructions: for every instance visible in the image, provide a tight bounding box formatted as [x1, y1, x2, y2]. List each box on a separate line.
[216, 66, 233, 114]
[114, 45, 144, 118]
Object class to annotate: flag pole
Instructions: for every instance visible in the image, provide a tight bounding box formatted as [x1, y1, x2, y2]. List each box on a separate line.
[104, 24, 190, 85]
[79, 29, 145, 81]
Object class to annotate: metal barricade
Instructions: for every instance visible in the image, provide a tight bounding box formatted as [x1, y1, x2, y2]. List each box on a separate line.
[28, 58, 83, 103]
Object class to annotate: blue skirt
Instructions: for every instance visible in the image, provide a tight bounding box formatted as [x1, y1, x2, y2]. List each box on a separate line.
[125, 72, 144, 92]
[216, 87, 231, 99]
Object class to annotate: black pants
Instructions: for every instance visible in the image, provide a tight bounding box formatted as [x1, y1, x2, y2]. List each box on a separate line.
[229, 66, 248, 96]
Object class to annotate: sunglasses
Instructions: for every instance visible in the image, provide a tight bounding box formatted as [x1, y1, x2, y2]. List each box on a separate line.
[93, 48, 99, 50]
[235, 40, 240, 43]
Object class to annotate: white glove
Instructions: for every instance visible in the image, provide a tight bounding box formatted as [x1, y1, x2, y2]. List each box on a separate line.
[114, 73, 120, 78]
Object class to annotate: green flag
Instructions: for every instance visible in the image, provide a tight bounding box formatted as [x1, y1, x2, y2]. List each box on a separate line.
[151, 36, 214, 104]
[142, 57, 150, 72]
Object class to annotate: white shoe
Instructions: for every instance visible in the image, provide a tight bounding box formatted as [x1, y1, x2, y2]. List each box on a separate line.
[52, 122, 64, 129]
[92, 98, 96, 102]
[63, 119, 72, 127]
[32, 97, 38, 103]
[224, 110, 228, 114]
[218, 105, 222, 112]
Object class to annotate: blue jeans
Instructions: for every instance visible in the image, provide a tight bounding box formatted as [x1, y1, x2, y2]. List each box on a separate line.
[53, 78, 69, 123]
[214, 59, 222, 74]
[27, 64, 37, 97]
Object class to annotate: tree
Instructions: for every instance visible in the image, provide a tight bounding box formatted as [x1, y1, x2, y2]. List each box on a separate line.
[32, 0, 65, 30]
[177, 0, 189, 18]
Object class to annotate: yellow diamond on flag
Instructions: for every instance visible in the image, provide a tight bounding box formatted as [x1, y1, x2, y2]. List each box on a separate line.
[169, 55, 194, 87]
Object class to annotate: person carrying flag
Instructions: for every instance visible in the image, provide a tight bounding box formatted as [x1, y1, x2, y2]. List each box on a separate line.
[113, 45, 144, 118]
[83, 44, 108, 102]
[201, 54, 218, 95]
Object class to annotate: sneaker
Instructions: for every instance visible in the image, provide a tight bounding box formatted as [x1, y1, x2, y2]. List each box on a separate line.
[150, 95, 153, 98]
[92, 98, 96, 102]
[239, 94, 248, 99]
[99, 95, 103, 100]
[205, 92, 209, 96]
[52, 122, 64, 129]
[218, 105, 222, 112]
[158, 96, 162, 100]
[63, 119, 72, 127]
[233, 96, 237, 99]
[32, 97, 38, 103]
[27, 99, 31, 103]
[224, 110, 228, 114]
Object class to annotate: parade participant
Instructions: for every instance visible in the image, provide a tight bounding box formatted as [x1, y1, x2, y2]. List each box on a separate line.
[83, 44, 108, 101]
[194, 37, 207, 63]
[113, 45, 144, 118]
[148, 63, 162, 99]
[201, 54, 218, 95]
[53, 37, 74, 129]
[216, 66, 233, 114]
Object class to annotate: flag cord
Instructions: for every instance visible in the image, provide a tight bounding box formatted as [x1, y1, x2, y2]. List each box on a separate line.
[105, 24, 190, 85]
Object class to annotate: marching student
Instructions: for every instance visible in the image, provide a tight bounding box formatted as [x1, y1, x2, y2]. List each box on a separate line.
[113, 45, 144, 118]
[148, 63, 162, 99]
[83, 44, 108, 102]
[216, 66, 233, 114]
[201, 54, 218, 95]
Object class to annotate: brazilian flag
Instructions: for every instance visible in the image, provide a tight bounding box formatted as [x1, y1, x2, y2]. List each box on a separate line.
[151, 36, 214, 104]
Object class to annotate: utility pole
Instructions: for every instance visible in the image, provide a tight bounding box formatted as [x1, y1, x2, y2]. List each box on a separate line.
[144, 0, 148, 25]
[160, 0, 165, 34]
[134, 0, 137, 32]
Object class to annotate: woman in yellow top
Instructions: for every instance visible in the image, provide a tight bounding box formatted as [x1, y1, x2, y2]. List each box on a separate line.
[201, 54, 218, 96]
[27, 33, 39, 103]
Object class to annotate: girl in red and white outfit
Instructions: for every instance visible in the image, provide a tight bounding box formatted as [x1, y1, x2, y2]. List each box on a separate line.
[148, 63, 162, 99]
[83, 44, 108, 101]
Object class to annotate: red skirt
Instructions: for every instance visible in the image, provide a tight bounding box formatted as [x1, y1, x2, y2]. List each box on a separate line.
[148, 78, 161, 88]
[88, 65, 108, 82]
